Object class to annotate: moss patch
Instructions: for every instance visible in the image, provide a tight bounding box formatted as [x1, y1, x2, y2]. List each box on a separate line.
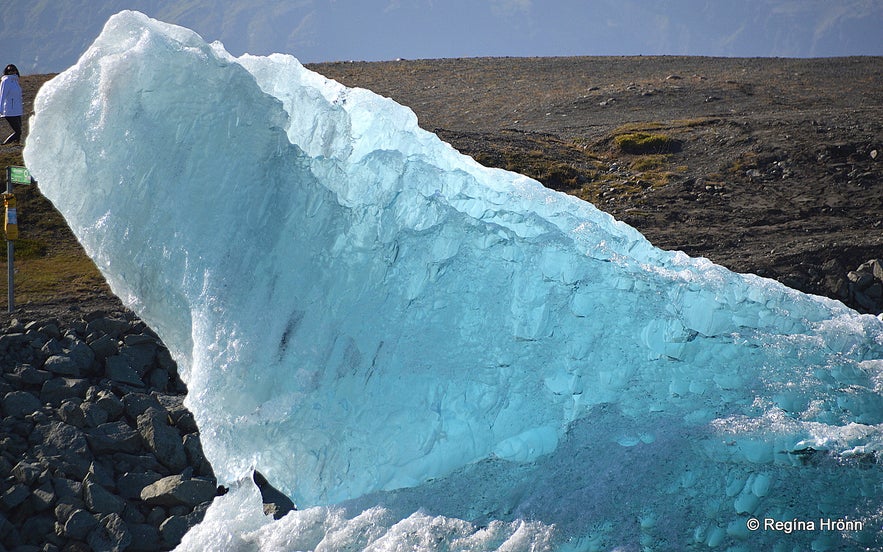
[614, 132, 681, 154]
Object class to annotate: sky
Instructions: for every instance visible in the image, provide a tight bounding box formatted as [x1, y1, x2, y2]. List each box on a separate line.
[0, 0, 881, 74]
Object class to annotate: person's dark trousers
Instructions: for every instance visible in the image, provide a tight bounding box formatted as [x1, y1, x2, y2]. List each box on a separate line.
[3, 116, 21, 144]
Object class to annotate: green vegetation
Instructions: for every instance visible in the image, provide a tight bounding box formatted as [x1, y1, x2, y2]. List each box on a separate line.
[472, 148, 600, 192]
[614, 132, 681, 154]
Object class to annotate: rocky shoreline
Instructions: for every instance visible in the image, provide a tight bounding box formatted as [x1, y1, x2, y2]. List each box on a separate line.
[0, 310, 216, 551]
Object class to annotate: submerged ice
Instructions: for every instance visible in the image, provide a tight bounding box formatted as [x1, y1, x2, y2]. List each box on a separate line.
[24, 11, 883, 551]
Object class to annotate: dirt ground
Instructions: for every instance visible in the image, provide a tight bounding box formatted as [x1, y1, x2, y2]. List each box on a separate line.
[2, 56, 881, 324]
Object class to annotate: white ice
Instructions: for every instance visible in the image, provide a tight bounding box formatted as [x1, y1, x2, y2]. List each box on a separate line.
[24, 11, 883, 551]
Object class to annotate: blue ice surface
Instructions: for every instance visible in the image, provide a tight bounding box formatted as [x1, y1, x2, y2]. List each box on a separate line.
[24, 10, 883, 551]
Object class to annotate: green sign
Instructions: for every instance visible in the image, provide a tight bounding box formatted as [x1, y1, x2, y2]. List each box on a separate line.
[7, 166, 32, 185]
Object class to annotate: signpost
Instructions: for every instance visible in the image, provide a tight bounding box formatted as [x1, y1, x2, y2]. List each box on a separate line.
[4, 166, 34, 313]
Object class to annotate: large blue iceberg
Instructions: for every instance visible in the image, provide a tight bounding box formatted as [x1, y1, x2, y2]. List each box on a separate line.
[24, 11, 883, 551]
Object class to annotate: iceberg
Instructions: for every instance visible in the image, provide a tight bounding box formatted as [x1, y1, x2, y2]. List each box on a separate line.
[24, 11, 883, 551]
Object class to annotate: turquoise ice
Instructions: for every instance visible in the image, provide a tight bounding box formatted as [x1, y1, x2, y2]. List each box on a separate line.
[24, 11, 883, 551]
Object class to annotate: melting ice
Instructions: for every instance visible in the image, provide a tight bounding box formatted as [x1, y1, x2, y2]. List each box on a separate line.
[24, 11, 883, 551]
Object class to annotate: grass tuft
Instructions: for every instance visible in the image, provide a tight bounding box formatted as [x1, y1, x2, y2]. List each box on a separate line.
[614, 132, 681, 154]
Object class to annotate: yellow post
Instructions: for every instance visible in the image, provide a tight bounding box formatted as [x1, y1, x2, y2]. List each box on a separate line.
[3, 193, 18, 240]
[3, 190, 15, 312]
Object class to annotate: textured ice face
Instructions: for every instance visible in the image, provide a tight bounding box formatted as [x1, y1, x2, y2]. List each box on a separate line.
[24, 11, 883, 550]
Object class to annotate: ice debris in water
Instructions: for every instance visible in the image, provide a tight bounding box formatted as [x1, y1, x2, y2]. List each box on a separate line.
[24, 10, 883, 551]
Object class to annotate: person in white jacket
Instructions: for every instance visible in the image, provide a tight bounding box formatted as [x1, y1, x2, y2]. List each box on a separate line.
[0, 64, 23, 144]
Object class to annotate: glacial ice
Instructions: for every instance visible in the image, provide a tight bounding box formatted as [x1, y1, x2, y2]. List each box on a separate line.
[24, 11, 883, 551]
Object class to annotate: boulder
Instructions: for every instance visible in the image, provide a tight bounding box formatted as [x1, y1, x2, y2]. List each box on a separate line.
[137, 408, 186, 472]
[83, 473, 125, 515]
[30, 421, 93, 480]
[11, 460, 43, 486]
[159, 515, 189, 548]
[116, 472, 163, 500]
[14, 364, 52, 386]
[89, 334, 120, 360]
[87, 420, 143, 455]
[0, 483, 30, 510]
[105, 355, 144, 387]
[2, 390, 41, 418]
[94, 390, 125, 420]
[43, 354, 81, 377]
[126, 523, 162, 552]
[123, 393, 166, 420]
[62, 508, 98, 540]
[40, 378, 89, 405]
[140, 474, 217, 508]
[87, 513, 132, 552]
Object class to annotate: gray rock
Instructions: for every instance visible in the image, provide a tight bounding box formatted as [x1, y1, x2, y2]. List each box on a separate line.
[123, 393, 166, 420]
[110, 453, 164, 475]
[31, 421, 92, 480]
[41, 337, 65, 357]
[89, 334, 119, 360]
[20, 513, 54, 545]
[43, 354, 80, 377]
[105, 355, 144, 387]
[52, 477, 83, 502]
[59, 398, 87, 428]
[848, 270, 875, 289]
[86, 317, 131, 340]
[30, 481, 56, 512]
[81, 401, 109, 428]
[87, 513, 131, 552]
[158, 395, 198, 434]
[63, 508, 98, 540]
[137, 408, 186, 471]
[1, 483, 30, 510]
[127, 523, 162, 552]
[15, 364, 51, 385]
[94, 390, 125, 420]
[84, 473, 125, 515]
[87, 420, 143, 455]
[0, 511, 15, 541]
[11, 460, 43, 486]
[146, 368, 169, 390]
[0, 332, 28, 355]
[86, 460, 116, 489]
[158, 515, 189, 547]
[55, 501, 81, 524]
[2, 390, 41, 418]
[68, 339, 97, 374]
[38, 321, 62, 340]
[121, 333, 156, 347]
[145, 506, 167, 527]
[116, 472, 163, 500]
[183, 434, 213, 478]
[140, 474, 217, 508]
[40, 377, 89, 405]
[119, 341, 157, 376]
[155, 347, 177, 373]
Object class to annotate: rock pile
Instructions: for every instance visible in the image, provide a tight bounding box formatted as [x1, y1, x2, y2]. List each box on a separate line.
[821, 258, 883, 316]
[846, 259, 883, 314]
[0, 311, 217, 551]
